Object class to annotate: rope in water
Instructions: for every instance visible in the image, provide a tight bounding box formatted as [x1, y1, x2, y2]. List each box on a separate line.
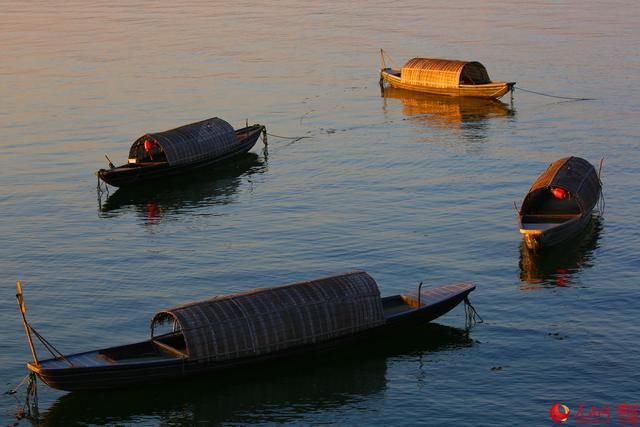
[266, 132, 312, 140]
[515, 86, 597, 101]
[464, 296, 484, 327]
[5, 374, 30, 395]
[6, 373, 39, 420]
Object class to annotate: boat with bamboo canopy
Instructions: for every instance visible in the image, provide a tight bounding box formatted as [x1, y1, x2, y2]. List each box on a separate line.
[517, 157, 603, 250]
[97, 117, 266, 188]
[379, 49, 515, 99]
[16, 271, 476, 391]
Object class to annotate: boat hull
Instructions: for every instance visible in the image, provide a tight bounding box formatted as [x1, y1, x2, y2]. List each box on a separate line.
[27, 283, 475, 391]
[381, 70, 514, 99]
[98, 125, 264, 188]
[520, 213, 593, 250]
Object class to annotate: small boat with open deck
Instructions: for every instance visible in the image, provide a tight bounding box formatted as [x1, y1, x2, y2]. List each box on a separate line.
[517, 156, 602, 250]
[379, 49, 515, 99]
[97, 117, 266, 188]
[16, 271, 475, 391]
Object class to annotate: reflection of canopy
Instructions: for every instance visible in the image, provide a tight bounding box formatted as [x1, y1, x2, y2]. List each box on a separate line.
[401, 58, 491, 89]
[522, 157, 601, 213]
[129, 117, 236, 166]
[383, 87, 511, 126]
[151, 271, 385, 362]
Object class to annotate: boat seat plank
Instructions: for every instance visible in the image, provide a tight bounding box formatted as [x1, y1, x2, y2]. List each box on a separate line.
[523, 214, 578, 219]
[382, 296, 413, 317]
[152, 339, 188, 359]
[520, 223, 563, 231]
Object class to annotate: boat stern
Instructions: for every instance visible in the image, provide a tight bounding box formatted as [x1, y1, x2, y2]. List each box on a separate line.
[520, 229, 543, 251]
[26, 361, 41, 375]
[380, 68, 401, 87]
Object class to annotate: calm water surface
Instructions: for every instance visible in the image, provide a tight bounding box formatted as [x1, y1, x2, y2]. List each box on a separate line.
[1, 1, 639, 425]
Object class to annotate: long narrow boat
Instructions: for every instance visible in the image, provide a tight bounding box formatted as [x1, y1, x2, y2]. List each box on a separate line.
[379, 49, 515, 99]
[17, 271, 475, 391]
[518, 157, 602, 250]
[97, 117, 265, 188]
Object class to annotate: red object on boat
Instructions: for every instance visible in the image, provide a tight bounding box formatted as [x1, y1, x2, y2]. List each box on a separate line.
[550, 186, 568, 199]
[144, 140, 154, 152]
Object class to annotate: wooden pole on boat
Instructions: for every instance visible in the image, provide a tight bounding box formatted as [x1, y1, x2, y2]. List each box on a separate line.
[379, 49, 386, 89]
[598, 158, 604, 179]
[417, 281, 423, 308]
[16, 281, 39, 367]
[104, 154, 115, 169]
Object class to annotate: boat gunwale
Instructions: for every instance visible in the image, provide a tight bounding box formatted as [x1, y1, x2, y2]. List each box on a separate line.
[381, 69, 514, 99]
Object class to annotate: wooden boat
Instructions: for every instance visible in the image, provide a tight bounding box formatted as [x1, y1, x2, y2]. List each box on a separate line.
[42, 323, 471, 425]
[379, 49, 515, 99]
[99, 153, 264, 220]
[517, 157, 602, 250]
[97, 117, 266, 188]
[17, 271, 475, 391]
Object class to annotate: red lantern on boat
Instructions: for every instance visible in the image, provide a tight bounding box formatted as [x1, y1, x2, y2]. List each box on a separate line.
[550, 186, 568, 200]
[144, 139, 155, 152]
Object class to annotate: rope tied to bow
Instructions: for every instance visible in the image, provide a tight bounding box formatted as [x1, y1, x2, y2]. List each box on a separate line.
[514, 86, 597, 101]
[464, 296, 484, 328]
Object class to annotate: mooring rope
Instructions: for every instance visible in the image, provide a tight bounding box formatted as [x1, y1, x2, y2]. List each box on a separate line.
[515, 86, 597, 101]
[6, 373, 39, 421]
[96, 174, 109, 206]
[597, 188, 606, 216]
[266, 132, 312, 143]
[20, 373, 39, 420]
[4, 374, 30, 395]
[27, 324, 74, 366]
[464, 296, 484, 327]
[380, 49, 397, 70]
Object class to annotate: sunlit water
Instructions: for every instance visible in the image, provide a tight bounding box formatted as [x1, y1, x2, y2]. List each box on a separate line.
[1, 1, 639, 425]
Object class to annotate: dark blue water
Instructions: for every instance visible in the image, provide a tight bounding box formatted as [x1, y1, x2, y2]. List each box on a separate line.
[1, 1, 639, 425]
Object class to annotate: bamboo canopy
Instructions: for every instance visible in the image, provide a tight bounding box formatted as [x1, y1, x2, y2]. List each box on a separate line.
[521, 157, 601, 214]
[128, 117, 236, 166]
[400, 58, 491, 89]
[150, 271, 385, 362]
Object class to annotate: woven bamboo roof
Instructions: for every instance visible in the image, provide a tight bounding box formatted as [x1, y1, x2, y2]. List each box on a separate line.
[400, 58, 491, 89]
[128, 117, 236, 166]
[150, 271, 385, 362]
[522, 157, 601, 213]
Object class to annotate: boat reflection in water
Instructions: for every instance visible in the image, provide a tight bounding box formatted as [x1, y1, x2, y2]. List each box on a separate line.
[40, 323, 473, 425]
[98, 152, 266, 225]
[381, 87, 514, 140]
[519, 216, 602, 290]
